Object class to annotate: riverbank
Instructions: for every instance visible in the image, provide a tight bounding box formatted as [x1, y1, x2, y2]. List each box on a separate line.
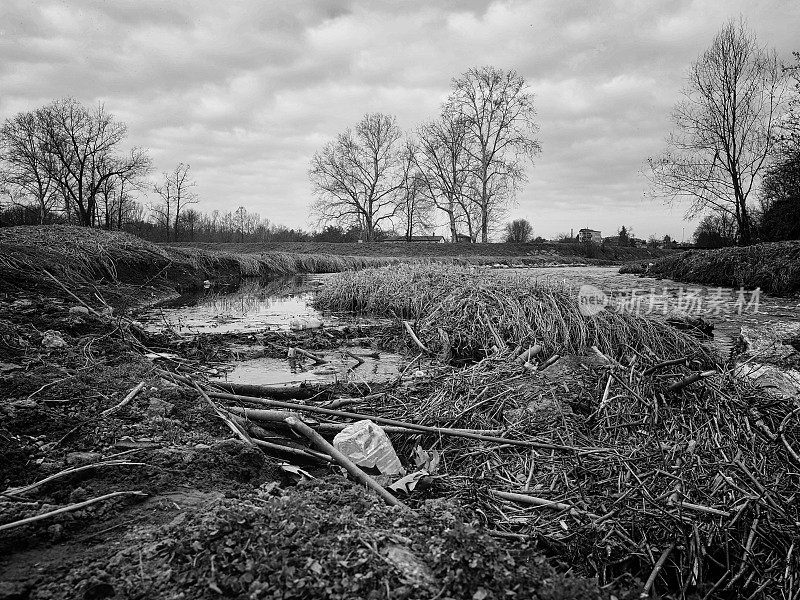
[636, 241, 800, 295]
[169, 239, 675, 262]
[0, 226, 401, 298]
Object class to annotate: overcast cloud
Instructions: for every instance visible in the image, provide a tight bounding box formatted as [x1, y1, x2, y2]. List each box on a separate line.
[1, 0, 797, 240]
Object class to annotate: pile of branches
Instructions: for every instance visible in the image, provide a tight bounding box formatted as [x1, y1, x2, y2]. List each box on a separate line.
[185, 342, 799, 598]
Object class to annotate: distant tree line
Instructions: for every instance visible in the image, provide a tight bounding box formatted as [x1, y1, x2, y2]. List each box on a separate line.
[309, 66, 541, 242]
[0, 98, 150, 228]
[649, 19, 800, 246]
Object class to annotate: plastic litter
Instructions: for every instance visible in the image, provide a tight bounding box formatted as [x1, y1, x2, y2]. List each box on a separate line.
[333, 419, 403, 475]
[289, 317, 324, 331]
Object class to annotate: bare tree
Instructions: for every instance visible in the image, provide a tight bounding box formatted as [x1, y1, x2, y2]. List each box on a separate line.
[0, 110, 60, 223]
[397, 141, 434, 239]
[446, 66, 541, 242]
[414, 115, 475, 241]
[38, 98, 150, 227]
[309, 113, 405, 241]
[504, 218, 533, 243]
[151, 163, 197, 241]
[647, 19, 787, 245]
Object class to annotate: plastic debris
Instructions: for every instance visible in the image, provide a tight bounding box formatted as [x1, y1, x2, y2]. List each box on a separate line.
[289, 317, 323, 331]
[41, 330, 67, 349]
[333, 419, 403, 475]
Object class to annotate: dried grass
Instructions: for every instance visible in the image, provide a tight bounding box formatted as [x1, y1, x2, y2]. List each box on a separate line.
[0, 226, 401, 290]
[316, 264, 708, 361]
[647, 242, 800, 295]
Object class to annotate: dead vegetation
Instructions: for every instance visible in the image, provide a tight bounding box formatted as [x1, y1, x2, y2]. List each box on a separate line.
[644, 241, 800, 295]
[0, 225, 400, 294]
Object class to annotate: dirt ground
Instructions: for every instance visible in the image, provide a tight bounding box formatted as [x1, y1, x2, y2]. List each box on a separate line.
[0, 278, 636, 599]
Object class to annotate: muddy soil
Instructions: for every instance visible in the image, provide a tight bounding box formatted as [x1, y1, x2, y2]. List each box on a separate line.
[0, 277, 632, 599]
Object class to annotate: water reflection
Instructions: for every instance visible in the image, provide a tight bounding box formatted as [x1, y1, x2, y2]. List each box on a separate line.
[139, 275, 331, 334]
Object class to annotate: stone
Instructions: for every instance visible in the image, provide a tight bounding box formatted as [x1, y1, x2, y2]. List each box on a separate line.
[69, 306, 90, 316]
[41, 330, 67, 349]
[66, 452, 102, 466]
[735, 363, 800, 400]
[382, 545, 435, 588]
[739, 324, 800, 363]
[147, 397, 175, 417]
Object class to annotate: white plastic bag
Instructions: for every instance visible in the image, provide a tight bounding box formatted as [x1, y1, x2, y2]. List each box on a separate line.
[333, 419, 403, 475]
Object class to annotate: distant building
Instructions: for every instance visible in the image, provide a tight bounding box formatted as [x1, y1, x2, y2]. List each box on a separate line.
[455, 233, 473, 243]
[578, 228, 602, 244]
[382, 235, 445, 243]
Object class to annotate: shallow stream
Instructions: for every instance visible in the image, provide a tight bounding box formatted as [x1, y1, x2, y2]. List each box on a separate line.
[139, 266, 800, 388]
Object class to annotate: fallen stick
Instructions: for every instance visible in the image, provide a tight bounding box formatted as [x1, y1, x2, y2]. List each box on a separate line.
[0, 490, 147, 532]
[667, 370, 716, 393]
[3, 461, 146, 497]
[228, 413, 332, 462]
[100, 382, 146, 417]
[539, 354, 560, 371]
[226, 406, 504, 436]
[158, 370, 340, 400]
[402, 321, 431, 354]
[191, 380, 254, 445]
[671, 500, 731, 518]
[285, 416, 411, 511]
[491, 490, 573, 511]
[252, 438, 333, 462]
[212, 392, 599, 452]
[642, 357, 690, 376]
[514, 344, 542, 365]
[640, 543, 675, 598]
[291, 347, 327, 364]
[42, 269, 103, 318]
[491, 490, 600, 519]
[345, 351, 365, 366]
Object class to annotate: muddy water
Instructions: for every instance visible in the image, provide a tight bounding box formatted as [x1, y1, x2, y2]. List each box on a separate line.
[508, 265, 800, 354]
[140, 274, 405, 386]
[140, 267, 799, 387]
[138, 276, 329, 334]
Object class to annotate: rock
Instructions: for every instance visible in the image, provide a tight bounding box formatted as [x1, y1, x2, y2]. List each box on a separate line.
[382, 545, 436, 588]
[735, 362, 800, 400]
[739, 324, 800, 363]
[69, 305, 90, 316]
[333, 419, 404, 475]
[69, 486, 89, 503]
[66, 452, 102, 466]
[147, 398, 175, 417]
[41, 330, 67, 349]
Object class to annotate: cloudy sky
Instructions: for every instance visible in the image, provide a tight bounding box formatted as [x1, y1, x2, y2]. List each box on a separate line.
[1, 1, 797, 240]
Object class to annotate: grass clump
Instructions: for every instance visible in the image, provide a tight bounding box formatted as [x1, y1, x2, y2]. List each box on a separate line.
[316, 264, 706, 361]
[645, 241, 800, 295]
